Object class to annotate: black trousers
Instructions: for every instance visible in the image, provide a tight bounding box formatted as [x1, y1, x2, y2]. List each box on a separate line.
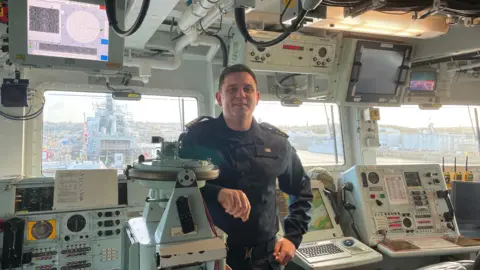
[226, 238, 281, 270]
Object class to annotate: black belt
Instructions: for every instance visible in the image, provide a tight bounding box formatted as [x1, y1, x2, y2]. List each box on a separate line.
[227, 238, 276, 260]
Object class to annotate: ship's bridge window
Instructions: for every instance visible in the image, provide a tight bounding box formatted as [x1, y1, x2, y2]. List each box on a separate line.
[42, 91, 198, 176]
[253, 101, 344, 166]
[377, 105, 480, 165]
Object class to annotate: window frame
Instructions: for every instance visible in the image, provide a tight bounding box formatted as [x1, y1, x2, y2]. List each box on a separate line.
[24, 83, 206, 177]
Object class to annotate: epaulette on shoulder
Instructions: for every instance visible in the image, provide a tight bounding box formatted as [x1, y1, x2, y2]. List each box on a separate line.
[259, 122, 289, 138]
[185, 116, 214, 130]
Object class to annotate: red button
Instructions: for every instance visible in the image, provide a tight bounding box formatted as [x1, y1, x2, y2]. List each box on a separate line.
[370, 194, 375, 199]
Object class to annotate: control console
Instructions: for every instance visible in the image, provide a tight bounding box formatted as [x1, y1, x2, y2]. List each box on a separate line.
[9, 207, 126, 270]
[0, 175, 147, 270]
[339, 164, 480, 257]
[228, 29, 338, 74]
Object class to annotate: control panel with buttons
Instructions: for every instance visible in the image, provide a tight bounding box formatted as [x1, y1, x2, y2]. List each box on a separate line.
[14, 207, 127, 270]
[228, 29, 337, 74]
[340, 164, 460, 247]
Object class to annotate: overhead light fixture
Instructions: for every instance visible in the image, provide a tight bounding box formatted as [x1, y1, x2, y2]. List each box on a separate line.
[310, 7, 449, 39]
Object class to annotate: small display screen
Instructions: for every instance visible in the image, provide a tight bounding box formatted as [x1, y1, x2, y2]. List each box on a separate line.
[282, 44, 304, 51]
[409, 71, 436, 91]
[276, 188, 333, 232]
[404, 172, 422, 187]
[27, 0, 110, 61]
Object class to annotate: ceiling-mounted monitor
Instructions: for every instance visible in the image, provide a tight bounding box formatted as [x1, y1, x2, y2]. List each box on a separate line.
[409, 69, 437, 92]
[9, 0, 125, 72]
[345, 40, 413, 106]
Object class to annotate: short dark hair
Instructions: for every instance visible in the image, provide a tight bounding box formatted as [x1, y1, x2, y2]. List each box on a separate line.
[218, 64, 258, 90]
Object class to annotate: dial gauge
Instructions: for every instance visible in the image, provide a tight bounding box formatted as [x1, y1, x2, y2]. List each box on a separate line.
[67, 214, 86, 233]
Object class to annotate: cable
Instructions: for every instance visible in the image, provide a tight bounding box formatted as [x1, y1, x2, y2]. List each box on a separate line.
[274, 73, 302, 100]
[0, 97, 44, 121]
[346, 209, 361, 240]
[198, 13, 228, 68]
[322, 0, 480, 19]
[199, 6, 223, 36]
[212, 35, 228, 67]
[105, 0, 150, 37]
[234, 7, 308, 48]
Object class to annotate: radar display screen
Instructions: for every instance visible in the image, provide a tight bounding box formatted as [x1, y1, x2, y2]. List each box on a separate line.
[404, 172, 422, 187]
[276, 188, 333, 232]
[27, 0, 109, 61]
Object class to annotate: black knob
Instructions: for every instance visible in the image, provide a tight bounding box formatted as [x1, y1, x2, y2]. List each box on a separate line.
[98, 231, 103, 237]
[375, 200, 383, 206]
[116, 229, 121, 235]
[97, 221, 103, 227]
[97, 212, 102, 218]
[426, 172, 432, 177]
[318, 47, 327, 57]
[115, 211, 120, 216]
[403, 218, 412, 228]
[64, 236, 70, 241]
[115, 220, 120, 225]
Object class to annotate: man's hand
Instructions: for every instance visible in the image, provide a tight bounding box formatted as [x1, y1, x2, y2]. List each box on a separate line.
[218, 188, 251, 222]
[273, 238, 296, 265]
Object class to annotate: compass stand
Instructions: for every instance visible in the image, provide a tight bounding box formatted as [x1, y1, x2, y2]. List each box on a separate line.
[121, 147, 226, 270]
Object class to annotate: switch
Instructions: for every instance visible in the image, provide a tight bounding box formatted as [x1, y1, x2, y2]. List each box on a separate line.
[380, 194, 385, 198]
[375, 200, 383, 206]
[104, 220, 114, 227]
[370, 194, 375, 199]
[426, 172, 432, 177]
[433, 179, 440, 184]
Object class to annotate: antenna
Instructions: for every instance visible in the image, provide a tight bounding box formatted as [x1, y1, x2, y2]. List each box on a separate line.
[454, 157, 457, 173]
[442, 157, 445, 172]
[466, 156, 469, 171]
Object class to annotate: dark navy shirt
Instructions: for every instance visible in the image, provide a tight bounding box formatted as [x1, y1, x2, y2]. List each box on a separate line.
[178, 113, 313, 248]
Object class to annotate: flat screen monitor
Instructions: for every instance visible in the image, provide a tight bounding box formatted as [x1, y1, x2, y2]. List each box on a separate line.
[354, 48, 404, 96]
[346, 40, 412, 105]
[451, 181, 480, 226]
[409, 70, 437, 91]
[276, 188, 334, 232]
[9, 0, 125, 71]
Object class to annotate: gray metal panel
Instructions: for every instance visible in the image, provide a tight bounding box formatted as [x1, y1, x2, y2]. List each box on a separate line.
[412, 26, 480, 61]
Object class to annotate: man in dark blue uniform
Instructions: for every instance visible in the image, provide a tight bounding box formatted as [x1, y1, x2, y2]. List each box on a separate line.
[178, 64, 313, 270]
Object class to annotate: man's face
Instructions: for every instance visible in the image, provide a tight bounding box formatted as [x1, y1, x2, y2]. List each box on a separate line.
[216, 72, 260, 119]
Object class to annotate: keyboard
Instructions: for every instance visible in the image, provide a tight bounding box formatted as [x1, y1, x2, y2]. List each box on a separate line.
[298, 243, 345, 258]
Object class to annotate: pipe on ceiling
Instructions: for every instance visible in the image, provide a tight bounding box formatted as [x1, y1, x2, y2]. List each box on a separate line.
[448, 62, 480, 72]
[123, 34, 221, 80]
[177, 0, 221, 34]
[123, 0, 225, 79]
